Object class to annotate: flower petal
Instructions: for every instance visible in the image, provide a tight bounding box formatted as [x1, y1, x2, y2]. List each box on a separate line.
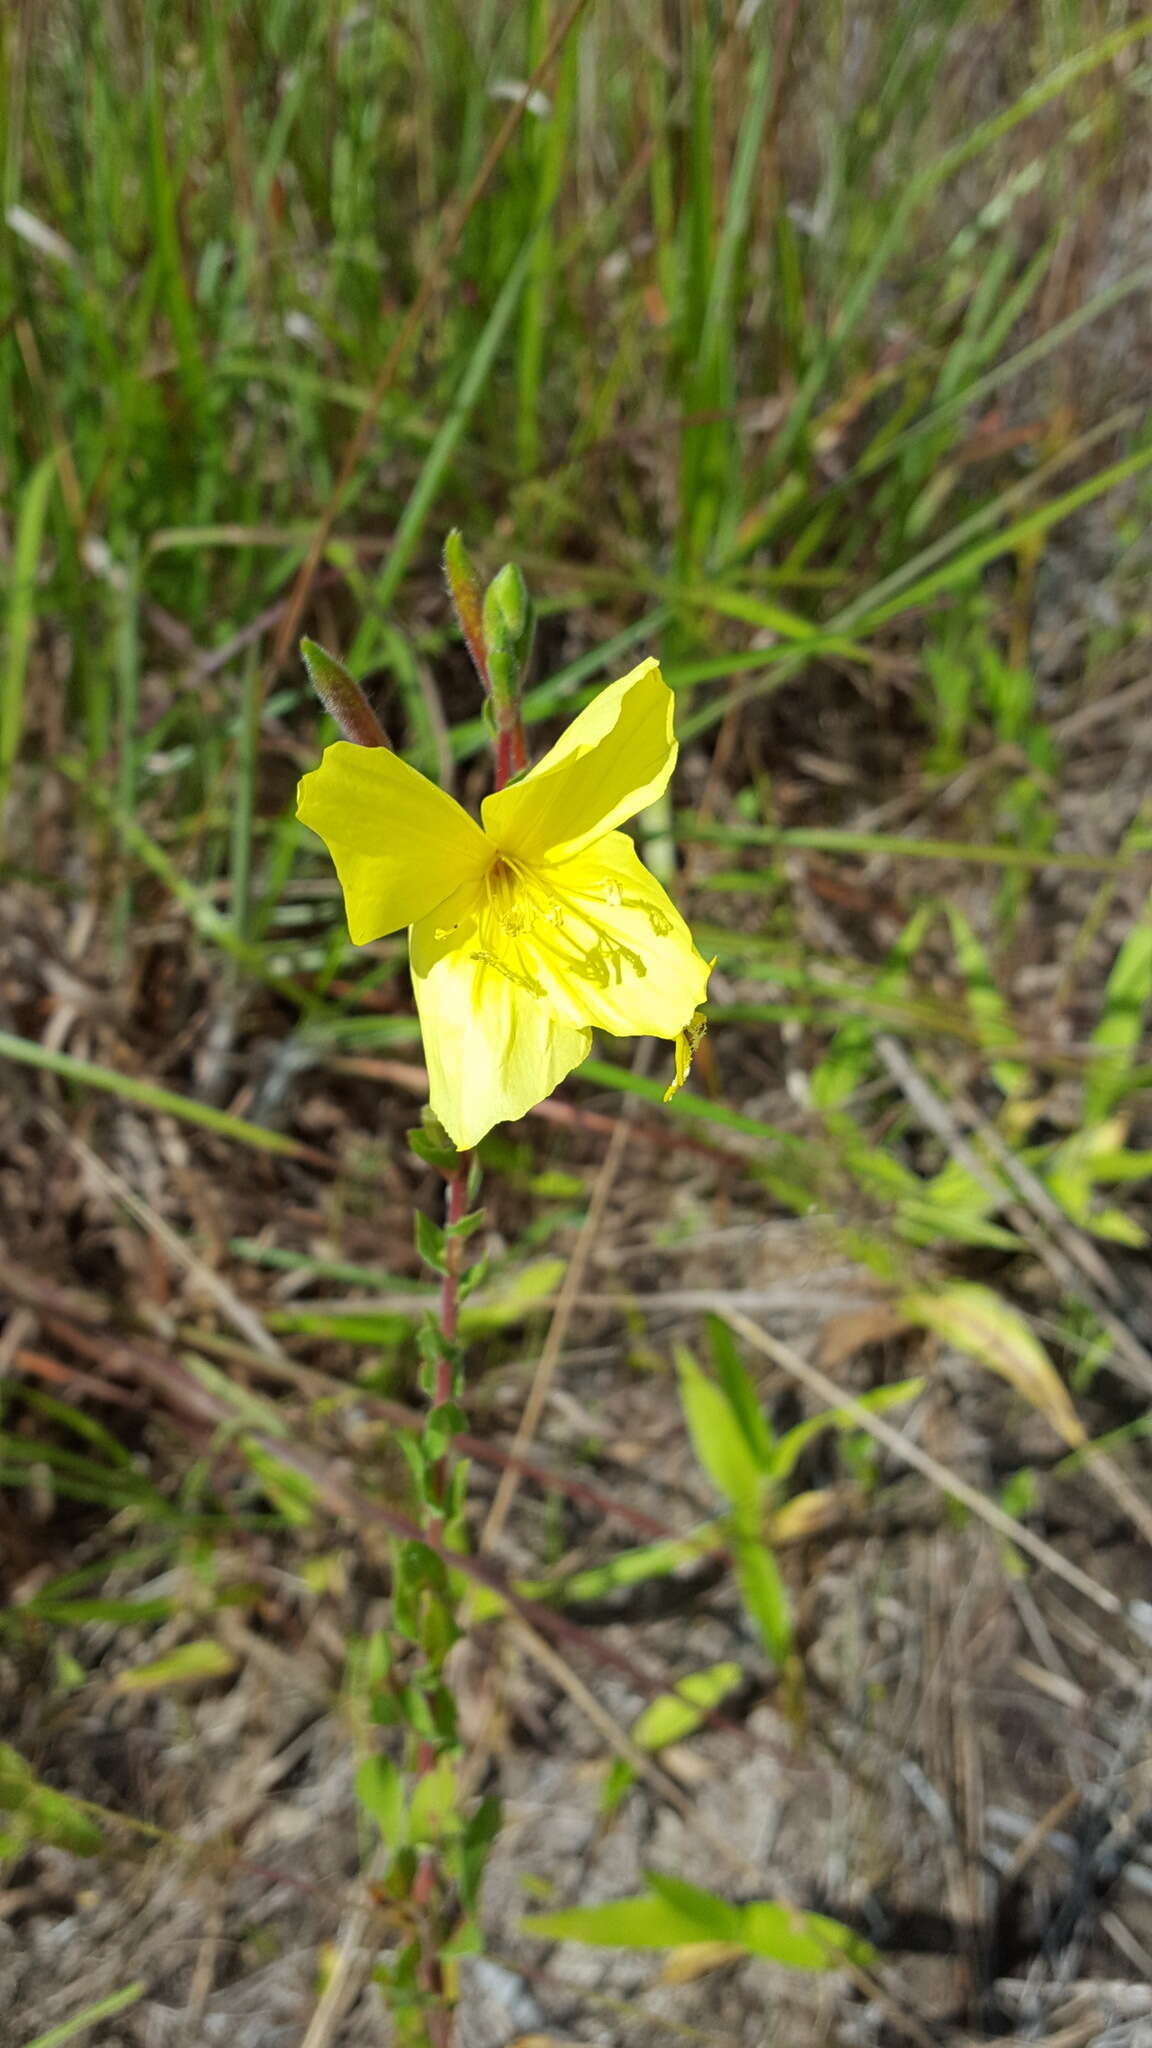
[481, 657, 676, 865]
[410, 885, 592, 1149]
[489, 831, 711, 1039]
[297, 741, 490, 944]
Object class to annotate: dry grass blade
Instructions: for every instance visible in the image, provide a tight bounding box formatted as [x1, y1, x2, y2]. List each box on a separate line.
[297, 1877, 384, 2048]
[44, 1112, 285, 1364]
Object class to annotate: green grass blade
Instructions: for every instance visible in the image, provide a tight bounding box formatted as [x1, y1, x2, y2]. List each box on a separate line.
[769, 14, 1152, 474]
[863, 439, 1152, 629]
[515, 9, 576, 473]
[0, 449, 56, 823]
[1084, 900, 1152, 1123]
[24, 1982, 148, 2048]
[0, 1029, 308, 1158]
[351, 236, 535, 649]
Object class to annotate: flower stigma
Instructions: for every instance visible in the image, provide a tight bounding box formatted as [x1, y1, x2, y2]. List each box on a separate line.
[447, 845, 681, 1003]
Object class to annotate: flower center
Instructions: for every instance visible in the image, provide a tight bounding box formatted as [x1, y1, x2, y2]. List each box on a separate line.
[465, 850, 671, 998]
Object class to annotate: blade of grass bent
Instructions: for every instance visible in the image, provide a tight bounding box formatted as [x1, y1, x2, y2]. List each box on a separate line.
[0, 1029, 307, 1160]
[24, 1982, 148, 2048]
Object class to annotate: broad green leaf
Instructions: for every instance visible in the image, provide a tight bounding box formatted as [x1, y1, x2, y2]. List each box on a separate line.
[737, 1899, 874, 1969]
[408, 1753, 459, 1845]
[600, 1757, 636, 1815]
[648, 1874, 877, 1969]
[457, 1794, 501, 1914]
[918, 1156, 1006, 1224]
[523, 1871, 875, 1971]
[897, 1194, 1022, 1251]
[355, 1754, 406, 1846]
[646, 1871, 735, 1937]
[1079, 1207, 1148, 1248]
[414, 1210, 447, 1274]
[903, 1281, 1085, 1447]
[1046, 1120, 1152, 1246]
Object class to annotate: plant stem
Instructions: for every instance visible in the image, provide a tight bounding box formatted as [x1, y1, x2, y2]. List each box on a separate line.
[437, 1161, 468, 1393]
[426, 1158, 469, 1518]
[493, 719, 526, 791]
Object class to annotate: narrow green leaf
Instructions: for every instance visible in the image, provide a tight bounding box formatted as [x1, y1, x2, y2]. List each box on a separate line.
[1085, 909, 1152, 1122]
[732, 1533, 792, 1664]
[903, 1282, 1085, 1448]
[630, 1663, 743, 1753]
[522, 1893, 712, 1949]
[944, 904, 1029, 1096]
[706, 1317, 775, 1467]
[675, 1347, 765, 1513]
[113, 1640, 237, 1693]
[353, 236, 535, 640]
[0, 450, 56, 818]
[24, 1982, 147, 2048]
[0, 1745, 104, 1856]
[769, 1379, 924, 1485]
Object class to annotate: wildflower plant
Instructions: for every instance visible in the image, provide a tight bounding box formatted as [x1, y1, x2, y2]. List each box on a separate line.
[298, 575, 712, 1148]
[294, 535, 711, 2041]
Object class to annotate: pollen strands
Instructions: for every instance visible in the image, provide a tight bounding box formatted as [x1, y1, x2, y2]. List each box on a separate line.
[471, 851, 673, 999]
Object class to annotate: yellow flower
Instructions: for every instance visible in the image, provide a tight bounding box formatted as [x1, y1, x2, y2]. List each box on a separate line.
[297, 657, 712, 1148]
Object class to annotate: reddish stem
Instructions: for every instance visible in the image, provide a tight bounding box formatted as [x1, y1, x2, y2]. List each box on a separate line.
[493, 716, 526, 792]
